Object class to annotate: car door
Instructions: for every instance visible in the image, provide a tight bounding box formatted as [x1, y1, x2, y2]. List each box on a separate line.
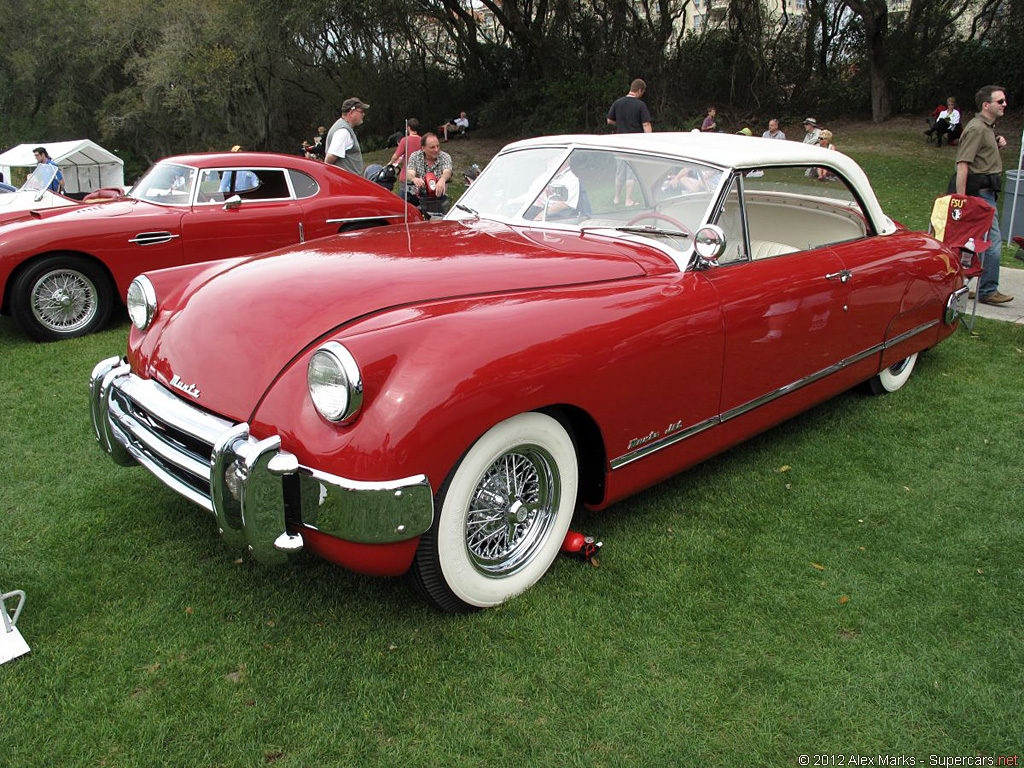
[181, 167, 303, 262]
[701, 172, 850, 416]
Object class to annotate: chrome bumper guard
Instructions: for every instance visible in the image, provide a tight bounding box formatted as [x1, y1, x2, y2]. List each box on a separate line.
[89, 357, 433, 565]
[945, 285, 970, 325]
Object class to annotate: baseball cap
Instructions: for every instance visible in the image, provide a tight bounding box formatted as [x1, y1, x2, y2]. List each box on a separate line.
[803, 117, 818, 126]
[342, 98, 370, 113]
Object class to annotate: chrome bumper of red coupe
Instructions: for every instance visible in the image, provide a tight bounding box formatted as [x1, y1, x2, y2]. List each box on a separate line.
[90, 357, 433, 564]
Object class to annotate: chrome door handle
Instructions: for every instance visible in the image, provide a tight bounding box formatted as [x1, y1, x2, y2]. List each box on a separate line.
[825, 269, 852, 283]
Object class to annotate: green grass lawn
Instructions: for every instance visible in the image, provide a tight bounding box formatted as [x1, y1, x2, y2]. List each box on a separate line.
[2, 123, 1023, 766]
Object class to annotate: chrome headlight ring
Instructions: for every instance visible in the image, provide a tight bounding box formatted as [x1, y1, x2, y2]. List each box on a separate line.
[307, 342, 363, 424]
[126, 275, 158, 330]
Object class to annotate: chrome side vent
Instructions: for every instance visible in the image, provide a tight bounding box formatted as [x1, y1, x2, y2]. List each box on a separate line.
[128, 232, 180, 246]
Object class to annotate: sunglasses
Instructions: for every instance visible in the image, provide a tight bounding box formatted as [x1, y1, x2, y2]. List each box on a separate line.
[993, 99, 1007, 105]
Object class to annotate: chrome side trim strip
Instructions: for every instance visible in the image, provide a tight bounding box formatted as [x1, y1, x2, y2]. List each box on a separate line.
[610, 321, 938, 470]
[326, 214, 404, 224]
[610, 417, 719, 470]
[883, 320, 938, 349]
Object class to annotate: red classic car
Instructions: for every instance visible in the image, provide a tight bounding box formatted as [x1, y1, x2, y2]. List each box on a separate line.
[89, 134, 968, 612]
[1, 152, 419, 340]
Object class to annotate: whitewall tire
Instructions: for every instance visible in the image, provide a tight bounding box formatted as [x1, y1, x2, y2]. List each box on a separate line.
[408, 412, 578, 612]
[866, 352, 918, 395]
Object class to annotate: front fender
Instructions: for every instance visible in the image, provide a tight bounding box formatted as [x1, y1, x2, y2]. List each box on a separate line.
[249, 276, 701, 496]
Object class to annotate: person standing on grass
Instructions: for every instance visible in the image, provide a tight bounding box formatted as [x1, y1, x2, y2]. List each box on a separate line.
[325, 98, 369, 176]
[954, 84, 1013, 305]
[606, 78, 652, 206]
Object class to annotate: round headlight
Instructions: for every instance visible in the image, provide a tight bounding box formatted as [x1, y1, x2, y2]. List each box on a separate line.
[126, 275, 157, 330]
[307, 342, 363, 423]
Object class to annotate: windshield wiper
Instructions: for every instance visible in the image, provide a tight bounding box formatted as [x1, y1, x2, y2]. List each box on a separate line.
[581, 224, 691, 238]
[454, 203, 479, 218]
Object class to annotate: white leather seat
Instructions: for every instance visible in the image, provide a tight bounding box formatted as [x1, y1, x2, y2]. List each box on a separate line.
[749, 240, 797, 260]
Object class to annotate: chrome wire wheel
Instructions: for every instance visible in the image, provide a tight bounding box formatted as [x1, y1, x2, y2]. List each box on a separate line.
[409, 412, 578, 612]
[29, 268, 99, 334]
[465, 445, 560, 577]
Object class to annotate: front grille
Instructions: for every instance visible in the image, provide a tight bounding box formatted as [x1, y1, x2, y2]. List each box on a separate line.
[107, 377, 236, 511]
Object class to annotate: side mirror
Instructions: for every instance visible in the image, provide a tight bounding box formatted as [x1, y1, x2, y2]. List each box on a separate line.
[223, 194, 242, 210]
[694, 224, 726, 266]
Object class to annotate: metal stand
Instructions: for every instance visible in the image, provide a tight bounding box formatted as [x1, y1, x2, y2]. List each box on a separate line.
[1, 589, 30, 665]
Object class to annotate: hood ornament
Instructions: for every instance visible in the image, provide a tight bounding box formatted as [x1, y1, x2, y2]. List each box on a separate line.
[169, 374, 201, 399]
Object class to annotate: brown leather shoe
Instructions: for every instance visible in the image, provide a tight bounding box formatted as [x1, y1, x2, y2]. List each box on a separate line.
[979, 291, 1014, 305]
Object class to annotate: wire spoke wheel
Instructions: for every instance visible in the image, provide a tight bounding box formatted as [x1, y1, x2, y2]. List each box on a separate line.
[30, 268, 99, 333]
[465, 446, 559, 576]
[11, 255, 113, 341]
[408, 412, 578, 612]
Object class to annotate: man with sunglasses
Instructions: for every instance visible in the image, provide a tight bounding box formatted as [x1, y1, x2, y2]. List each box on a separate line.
[325, 98, 369, 176]
[954, 85, 1012, 305]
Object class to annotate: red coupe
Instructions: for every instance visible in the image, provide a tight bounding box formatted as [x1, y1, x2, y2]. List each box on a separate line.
[1, 152, 419, 340]
[90, 134, 968, 611]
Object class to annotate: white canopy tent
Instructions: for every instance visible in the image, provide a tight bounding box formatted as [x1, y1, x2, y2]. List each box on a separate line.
[0, 140, 124, 195]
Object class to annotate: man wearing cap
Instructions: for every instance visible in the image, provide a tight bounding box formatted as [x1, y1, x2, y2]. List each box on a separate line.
[325, 98, 369, 176]
[801, 118, 821, 145]
[954, 84, 1012, 305]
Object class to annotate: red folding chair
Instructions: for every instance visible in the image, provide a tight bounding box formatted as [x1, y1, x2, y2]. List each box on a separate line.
[930, 194, 996, 330]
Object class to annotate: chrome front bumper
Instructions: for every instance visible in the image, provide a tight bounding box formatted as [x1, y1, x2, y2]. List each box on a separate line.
[89, 357, 433, 565]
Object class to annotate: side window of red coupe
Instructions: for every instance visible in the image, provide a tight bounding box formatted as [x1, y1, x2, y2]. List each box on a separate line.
[287, 169, 319, 199]
[741, 167, 872, 256]
[196, 169, 292, 204]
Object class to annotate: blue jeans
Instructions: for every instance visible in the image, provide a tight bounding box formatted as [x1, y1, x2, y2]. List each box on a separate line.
[977, 188, 1001, 297]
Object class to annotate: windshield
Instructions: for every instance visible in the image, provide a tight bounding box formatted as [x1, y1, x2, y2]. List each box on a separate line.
[449, 147, 723, 249]
[130, 163, 197, 206]
[20, 163, 58, 193]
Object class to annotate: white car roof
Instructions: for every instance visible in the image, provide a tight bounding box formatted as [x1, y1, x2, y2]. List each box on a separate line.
[502, 132, 896, 235]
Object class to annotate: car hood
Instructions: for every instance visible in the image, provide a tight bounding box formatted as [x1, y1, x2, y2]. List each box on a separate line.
[133, 219, 656, 421]
[0, 197, 155, 229]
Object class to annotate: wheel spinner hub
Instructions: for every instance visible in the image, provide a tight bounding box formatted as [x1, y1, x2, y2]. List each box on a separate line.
[465, 446, 560, 577]
[31, 269, 98, 332]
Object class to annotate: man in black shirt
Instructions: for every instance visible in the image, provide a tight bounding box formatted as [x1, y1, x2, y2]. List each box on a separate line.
[606, 78, 652, 205]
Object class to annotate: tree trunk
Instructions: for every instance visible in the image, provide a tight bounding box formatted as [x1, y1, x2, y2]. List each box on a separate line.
[843, 0, 891, 122]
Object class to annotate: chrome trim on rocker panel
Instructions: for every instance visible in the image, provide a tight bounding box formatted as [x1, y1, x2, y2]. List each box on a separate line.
[610, 320, 939, 470]
[90, 368, 434, 559]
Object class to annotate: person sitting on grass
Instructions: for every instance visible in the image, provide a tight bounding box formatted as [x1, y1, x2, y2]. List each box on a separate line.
[816, 130, 838, 181]
[439, 112, 470, 141]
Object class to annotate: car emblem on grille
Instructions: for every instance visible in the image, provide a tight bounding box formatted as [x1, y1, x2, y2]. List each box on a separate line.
[169, 374, 201, 399]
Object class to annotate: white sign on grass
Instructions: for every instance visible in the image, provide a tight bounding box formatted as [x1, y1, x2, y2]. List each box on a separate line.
[1, 590, 30, 665]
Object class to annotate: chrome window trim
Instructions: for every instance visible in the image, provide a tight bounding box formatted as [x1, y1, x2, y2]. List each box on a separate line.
[192, 166, 297, 206]
[286, 168, 321, 199]
[610, 320, 938, 469]
[128, 162, 199, 208]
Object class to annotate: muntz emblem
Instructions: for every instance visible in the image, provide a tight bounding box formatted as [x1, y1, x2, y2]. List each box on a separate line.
[169, 374, 201, 398]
